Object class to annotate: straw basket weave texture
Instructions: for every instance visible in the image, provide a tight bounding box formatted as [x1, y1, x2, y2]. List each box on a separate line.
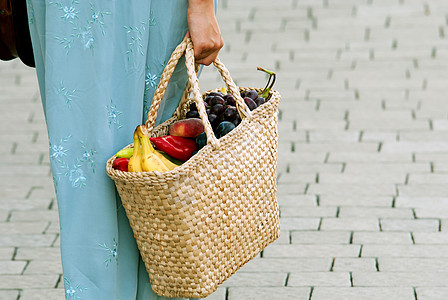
[106, 37, 281, 298]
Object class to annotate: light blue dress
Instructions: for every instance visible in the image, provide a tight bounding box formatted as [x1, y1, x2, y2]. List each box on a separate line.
[27, 0, 208, 299]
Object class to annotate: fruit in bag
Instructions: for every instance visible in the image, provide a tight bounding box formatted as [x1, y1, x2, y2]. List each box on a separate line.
[169, 118, 204, 138]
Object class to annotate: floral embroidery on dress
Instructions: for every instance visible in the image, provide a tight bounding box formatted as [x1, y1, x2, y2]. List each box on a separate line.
[143, 62, 166, 116]
[144, 61, 166, 92]
[56, 160, 87, 189]
[55, 36, 74, 54]
[143, 74, 157, 116]
[68, 167, 87, 188]
[64, 277, 87, 299]
[98, 238, 118, 267]
[50, 135, 71, 160]
[49, 0, 79, 22]
[88, 3, 111, 35]
[51, 0, 110, 54]
[62, 6, 78, 21]
[78, 140, 96, 173]
[106, 99, 123, 129]
[145, 72, 158, 91]
[55, 81, 77, 108]
[51, 144, 68, 159]
[76, 26, 95, 49]
[148, 10, 157, 26]
[50, 137, 97, 189]
[123, 22, 146, 61]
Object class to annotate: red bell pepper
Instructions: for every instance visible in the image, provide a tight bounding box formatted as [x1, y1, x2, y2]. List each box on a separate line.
[112, 157, 129, 172]
[150, 135, 197, 162]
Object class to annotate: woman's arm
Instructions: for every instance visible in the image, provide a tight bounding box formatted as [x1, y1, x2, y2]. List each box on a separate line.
[187, 0, 224, 65]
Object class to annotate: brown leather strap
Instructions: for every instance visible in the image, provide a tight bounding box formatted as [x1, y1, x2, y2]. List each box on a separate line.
[0, 0, 18, 60]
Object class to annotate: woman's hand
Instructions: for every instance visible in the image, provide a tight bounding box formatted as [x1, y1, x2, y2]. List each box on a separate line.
[187, 0, 224, 65]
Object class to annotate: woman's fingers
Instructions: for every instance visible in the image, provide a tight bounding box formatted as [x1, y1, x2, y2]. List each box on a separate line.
[193, 38, 222, 65]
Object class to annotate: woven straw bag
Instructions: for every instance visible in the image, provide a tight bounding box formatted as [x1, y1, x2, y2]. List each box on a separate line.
[106, 37, 281, 298]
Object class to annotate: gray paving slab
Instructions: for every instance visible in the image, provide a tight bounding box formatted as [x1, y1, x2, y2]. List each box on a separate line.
[3, 0, 448, 299]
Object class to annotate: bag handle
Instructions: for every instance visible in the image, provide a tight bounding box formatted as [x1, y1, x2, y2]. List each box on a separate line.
[145, 39, 188, 132]
[173, 62, 200, 119]
[145, 37, 252, 150]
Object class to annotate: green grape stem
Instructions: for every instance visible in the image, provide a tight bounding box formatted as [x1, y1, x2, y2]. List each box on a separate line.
[257, 67, 276, 99]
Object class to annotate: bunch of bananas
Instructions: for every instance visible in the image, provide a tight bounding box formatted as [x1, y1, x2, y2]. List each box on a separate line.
[128, 125, 178, 172]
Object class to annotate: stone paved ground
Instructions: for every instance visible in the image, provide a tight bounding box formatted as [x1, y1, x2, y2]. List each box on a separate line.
[2, 0, 448, 299]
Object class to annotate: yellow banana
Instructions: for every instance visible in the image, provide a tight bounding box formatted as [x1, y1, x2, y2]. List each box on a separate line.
[137, 125, 178, 172]
[157, 151, 180, 170]
[116, 147, 180, 167]
[128, 129, 143, 172]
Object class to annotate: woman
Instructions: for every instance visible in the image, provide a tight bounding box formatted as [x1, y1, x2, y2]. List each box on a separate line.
[27, 0, 223, 299]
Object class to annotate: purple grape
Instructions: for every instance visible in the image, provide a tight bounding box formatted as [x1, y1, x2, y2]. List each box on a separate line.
[223, 106, 237, 121]
[224, 94, 236, 106]
[211, 96, 225, 106]
[233, 114, 242, 126]
[186, 110, 200, 118]
[208, 113, 218, 127]
[208, 92, 225, 98]
[247, 90, 258, 100]
[244, 97, 257, 111]
[189, 103, 198, 111]
[255, 97, 265, 107]
[211, 104, 225, 115]
[205, 96, 214, 105]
